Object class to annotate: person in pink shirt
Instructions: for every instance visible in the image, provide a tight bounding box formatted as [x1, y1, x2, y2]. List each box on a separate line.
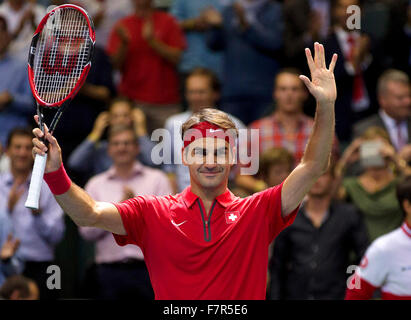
[79, 124, 172, 299]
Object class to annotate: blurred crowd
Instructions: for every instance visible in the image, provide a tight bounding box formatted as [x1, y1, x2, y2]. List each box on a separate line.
[0, 0, 411, 300]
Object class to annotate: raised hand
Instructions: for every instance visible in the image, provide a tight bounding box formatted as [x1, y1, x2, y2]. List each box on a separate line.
[299, 42, 338, 105]
[0, 234, 20, 261]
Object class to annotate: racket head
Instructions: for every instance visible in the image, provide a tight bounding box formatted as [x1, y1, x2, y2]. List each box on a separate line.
[28, 4, 95, 108]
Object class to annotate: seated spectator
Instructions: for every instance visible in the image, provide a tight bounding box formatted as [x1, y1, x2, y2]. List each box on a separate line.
[345, 176, 411, 300]
[0, 275, 39, 300]
[79, 124, 172, 299]
[68, 97, 157, 186]
[106, 0, 186, 133]
[0, 209, 22, 287]
[354, 70, 411, 158]
[270, 163, 369, 300]
[335, 127, 406, 242]
[205, 0, 284, 125]
[324, 0, 380, 142]
[260, 147, 294, 189]
[170, 0, 228, 80]
[0, 0, 46, 62]
[163, 67, 245, 193]
[0, 128, 65, 299]
[0, 15, 34, 147]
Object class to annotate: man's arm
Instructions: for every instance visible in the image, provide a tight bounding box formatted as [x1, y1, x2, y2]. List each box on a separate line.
[32, 118, 126, 236]
[281, 43, 338, 216]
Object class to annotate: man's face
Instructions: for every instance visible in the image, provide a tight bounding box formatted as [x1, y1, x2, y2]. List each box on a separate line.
[333, 0, 360, 28]
[7, 135, 33, 172]
[108, 131, 139, 167]
[308, 171, 334, 198]
[273, 73, 307, 114]
[182, 138, 233, 190]
[109, 102, 133, 127]
[379, 81, 411, 121]
[186, 75, 219, 113]
[133, 0, 152, 9]
[265, 163, 291, 188]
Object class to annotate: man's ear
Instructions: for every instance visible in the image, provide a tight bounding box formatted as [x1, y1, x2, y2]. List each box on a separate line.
[181, 147, 188, 166]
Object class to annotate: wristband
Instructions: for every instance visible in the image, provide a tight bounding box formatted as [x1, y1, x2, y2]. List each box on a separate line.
[43, 163, 72, 195]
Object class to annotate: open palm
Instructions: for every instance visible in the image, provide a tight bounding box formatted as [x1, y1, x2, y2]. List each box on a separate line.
[299, 42, 338, 105]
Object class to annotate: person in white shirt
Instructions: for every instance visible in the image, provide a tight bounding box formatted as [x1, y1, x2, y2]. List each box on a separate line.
[345, 176, 411, 300]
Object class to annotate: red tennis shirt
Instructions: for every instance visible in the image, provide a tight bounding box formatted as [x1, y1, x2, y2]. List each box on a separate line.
[112, 181, 299, 300]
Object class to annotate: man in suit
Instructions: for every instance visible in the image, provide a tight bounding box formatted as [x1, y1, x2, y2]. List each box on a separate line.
[324, 0, 380, 143]
[353, 69, 411, 161]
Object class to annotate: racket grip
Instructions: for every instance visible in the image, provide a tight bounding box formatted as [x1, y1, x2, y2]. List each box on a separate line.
[25, 153, 47, 210]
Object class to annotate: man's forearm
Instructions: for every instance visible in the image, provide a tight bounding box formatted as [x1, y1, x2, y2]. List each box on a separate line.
[54, 183, 100, 228]
[302, 101, 335, 174]
[147, 38, 182, 65]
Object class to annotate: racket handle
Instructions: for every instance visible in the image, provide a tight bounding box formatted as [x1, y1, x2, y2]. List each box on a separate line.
[25, 153, 47, 210]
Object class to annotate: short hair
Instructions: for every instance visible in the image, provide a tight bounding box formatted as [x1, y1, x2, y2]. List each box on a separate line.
[396, 176, 411, 219]
[181, 108, 238, 140]
[6, 127, 33, 148]
[109, 96, 133, 112]
[186, 67, 221, 93]
[361, 126, 391, 144]
[274, 67, 302, 88]
[108, 124, 137, 143]
[377, 69, 410, 96]
[259, 147, 294, 178]
[0, 275, 34, 300]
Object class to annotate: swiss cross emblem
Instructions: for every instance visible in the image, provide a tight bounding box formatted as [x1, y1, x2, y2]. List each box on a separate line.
[225, 211, 241, 224]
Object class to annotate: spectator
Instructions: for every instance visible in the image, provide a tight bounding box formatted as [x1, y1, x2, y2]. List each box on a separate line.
[283, 0, 328, 70]
[0, 15, 34, 147]
[260, 147, 294, 189]
[170, 0, 229, 80]
[79, 124, 172, 299]
[270, 164, 369, 300]
[163, 67, 245, 193]
[0, 0, 46, 62]
[0, 209, 22, 287]
[354, 70, 411, 159]
[106, 0, 186, 133]
[68, 97, 157, 186]
[205, 0, 284, 125]
[335, 127, 406, 242]
[0, 275, 39, 300]
[0, 128, 65, 299]
[71, 0, 134, 47]
[345, 175, 411, 300]
[324, 0, 380, 143]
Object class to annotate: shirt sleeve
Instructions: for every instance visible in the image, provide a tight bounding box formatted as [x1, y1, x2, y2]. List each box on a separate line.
[251, 181, 300, 244]
[112, 196, 150, 247]
[356, 239, 388, 288]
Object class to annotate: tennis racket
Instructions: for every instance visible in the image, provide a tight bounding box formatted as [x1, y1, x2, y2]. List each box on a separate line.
[25, 4, 95, 210]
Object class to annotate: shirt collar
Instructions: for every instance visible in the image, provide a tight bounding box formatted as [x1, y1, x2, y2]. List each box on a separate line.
[3, 171, 31, 186]
[379, 110, 405, 128]
[106, 162, 144, 180]
[402, 221, 411, 238]
[181, 186, 235, 208]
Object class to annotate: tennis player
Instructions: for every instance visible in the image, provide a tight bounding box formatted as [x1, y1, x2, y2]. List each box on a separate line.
[32, 43, 337, 300]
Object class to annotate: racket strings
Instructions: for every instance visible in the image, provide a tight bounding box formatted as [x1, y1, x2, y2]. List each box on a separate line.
[33, 7, 91, 105]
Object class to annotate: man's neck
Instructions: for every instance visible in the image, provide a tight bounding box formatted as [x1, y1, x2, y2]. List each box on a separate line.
[190, 182, 227, 211]
[274, 110, 302, 129]
[135, 6, 152, 18]
[114, 162, 134, 179]
[305, 194, 331, 216]
[10, 167, 30, 182]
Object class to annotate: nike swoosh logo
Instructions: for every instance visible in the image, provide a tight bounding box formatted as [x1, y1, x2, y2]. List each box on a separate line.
[171, 219, 187, 227]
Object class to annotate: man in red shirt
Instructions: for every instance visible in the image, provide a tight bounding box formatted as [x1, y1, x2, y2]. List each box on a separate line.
[32, 43, 338, 300]
[107, 0, 186, 133]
